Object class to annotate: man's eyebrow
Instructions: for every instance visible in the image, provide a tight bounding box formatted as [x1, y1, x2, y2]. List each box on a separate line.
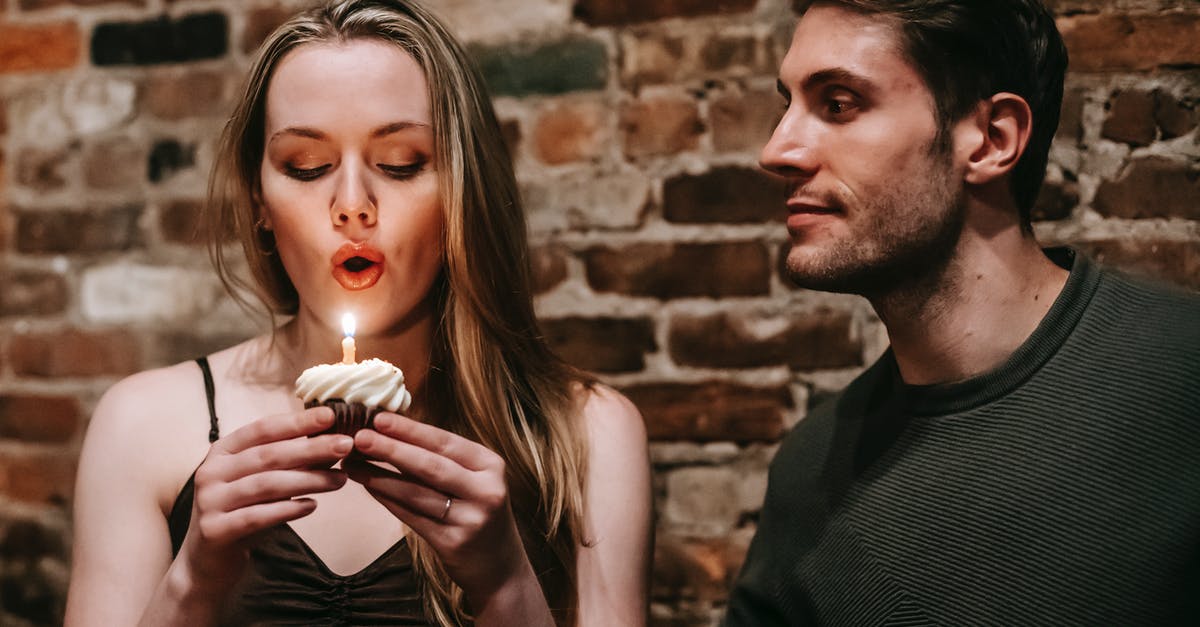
[802, 67, 873, 92]
[370, 121, 431, 138]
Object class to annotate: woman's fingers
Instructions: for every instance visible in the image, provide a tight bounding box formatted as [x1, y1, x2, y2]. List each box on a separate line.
[342, 458, 463, 522]
[216, 468, 347, 511]
[194, 498, 319, 546]
[214, 433, 353, 480]
[370, 413, 499, 472]
[352, 428, 476, 497]
[217, 406, 336, 455]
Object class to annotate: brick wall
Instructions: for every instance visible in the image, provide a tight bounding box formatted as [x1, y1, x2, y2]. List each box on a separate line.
[1, 0, 1197, 624]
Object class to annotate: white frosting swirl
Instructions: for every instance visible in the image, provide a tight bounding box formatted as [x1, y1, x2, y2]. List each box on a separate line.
[294, 358, 412, 413]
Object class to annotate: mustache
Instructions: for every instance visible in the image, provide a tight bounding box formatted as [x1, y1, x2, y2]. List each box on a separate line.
[787, 183, 846, 211]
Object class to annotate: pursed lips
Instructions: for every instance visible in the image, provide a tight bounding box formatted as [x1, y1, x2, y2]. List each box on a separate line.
[331, 242, 385, 291]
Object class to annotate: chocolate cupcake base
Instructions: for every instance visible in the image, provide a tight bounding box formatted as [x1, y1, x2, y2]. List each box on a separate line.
[305, 399, 381, 436]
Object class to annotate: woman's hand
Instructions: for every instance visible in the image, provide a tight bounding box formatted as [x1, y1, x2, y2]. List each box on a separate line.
[178, 407, 352, 591]
[343, 413, 544, 612]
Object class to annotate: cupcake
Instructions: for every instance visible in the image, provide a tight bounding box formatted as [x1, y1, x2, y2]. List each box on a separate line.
[294, 357, 412, 436]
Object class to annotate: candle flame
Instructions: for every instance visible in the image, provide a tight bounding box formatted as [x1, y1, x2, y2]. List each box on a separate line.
[342, 312, 356, 337]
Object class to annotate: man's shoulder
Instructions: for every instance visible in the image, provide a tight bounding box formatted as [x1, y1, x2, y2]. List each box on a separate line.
[1092, 267, 1200, 346]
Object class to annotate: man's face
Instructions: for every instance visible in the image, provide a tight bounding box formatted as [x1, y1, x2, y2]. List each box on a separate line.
[762, 3, 966, 296]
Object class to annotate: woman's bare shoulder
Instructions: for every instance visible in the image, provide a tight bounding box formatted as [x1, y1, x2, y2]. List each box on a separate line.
[573, 382, 648, 455]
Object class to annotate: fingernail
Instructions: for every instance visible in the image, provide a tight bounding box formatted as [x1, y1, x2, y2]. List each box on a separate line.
[373, 414, 392, 430]
[332, 436, 353, 455]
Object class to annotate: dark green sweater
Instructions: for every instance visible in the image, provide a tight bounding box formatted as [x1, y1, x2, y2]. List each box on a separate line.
[724, 250, 1200, 626]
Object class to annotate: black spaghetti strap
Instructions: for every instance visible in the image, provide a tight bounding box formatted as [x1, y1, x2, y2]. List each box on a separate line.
[195, 357, 220, 443]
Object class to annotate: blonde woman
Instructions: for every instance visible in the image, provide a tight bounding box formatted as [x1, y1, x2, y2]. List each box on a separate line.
[64, 1, 652, 625]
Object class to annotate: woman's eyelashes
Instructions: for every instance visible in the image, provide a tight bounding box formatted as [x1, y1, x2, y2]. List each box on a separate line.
[280, 159, 426, 182]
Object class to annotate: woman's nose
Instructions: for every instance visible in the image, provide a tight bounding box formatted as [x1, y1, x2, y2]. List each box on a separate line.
[330, 167, 378, 230]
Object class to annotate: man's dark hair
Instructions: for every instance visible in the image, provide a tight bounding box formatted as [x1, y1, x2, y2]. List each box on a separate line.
[804, 0, 1068, 229]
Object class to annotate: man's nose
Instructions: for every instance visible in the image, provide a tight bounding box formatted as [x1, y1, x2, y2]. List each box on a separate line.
[759, 110, 820, 180]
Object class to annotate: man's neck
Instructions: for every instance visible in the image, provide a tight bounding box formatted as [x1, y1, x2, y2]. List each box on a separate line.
[870, 231, 1070, 386]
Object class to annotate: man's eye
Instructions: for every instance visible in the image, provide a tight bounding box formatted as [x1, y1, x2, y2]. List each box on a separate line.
[826, 98, 858, 119]
[379, 161, 425, 180]
[284, 164, 331, 181]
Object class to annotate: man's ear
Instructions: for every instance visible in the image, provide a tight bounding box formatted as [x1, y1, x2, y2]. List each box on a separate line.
[962, 92, 1032, 185]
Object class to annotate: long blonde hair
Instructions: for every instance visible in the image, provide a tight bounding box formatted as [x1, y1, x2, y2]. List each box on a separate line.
[206, 1, 590, 623]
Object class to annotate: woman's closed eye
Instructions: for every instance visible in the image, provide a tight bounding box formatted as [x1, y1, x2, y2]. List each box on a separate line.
[284, 163, 332, 181]
[378, 160, 426, 180]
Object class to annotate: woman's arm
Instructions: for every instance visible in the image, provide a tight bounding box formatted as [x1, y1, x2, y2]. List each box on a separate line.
[574, 386, 653, 627]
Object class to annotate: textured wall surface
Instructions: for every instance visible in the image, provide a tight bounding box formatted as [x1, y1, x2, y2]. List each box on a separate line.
[1, 0, 1198, 625]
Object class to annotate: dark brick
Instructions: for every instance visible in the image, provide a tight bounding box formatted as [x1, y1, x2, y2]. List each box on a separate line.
[1093, 157, 1200, 220]
[147, 138, 195, 183]
[20, 0, 143, 8]
[15, 146, 75, 192]
[1154, 90, 1197, 139]
[1072, 239, 1200, 290]
[700, 35, 757, 73]
[0, 395, 80, 443]
[1056, 86, 1085, 143]
[15, 205, 141, 254]
[242, 5, 292, 54]
[623, 381, 792, 442]
[159, 198, 206, 244]
[574, 0, 757, 26]
[584, 242, 770, 299]
[500, 118, 521, 162]
[1031, 176, 1080, 222]
[472, 37, 607, 97]
[711, 87, 784, 153]
[542, 317, 656, 373]
[0, 270, 69, 317]
[0, 516, 68, 625]
[530, 244, 568, 294]
[669, 309, 862, 370]
[1102, 89, 1156, 146]
[663, 166, 786, 224]
[8, 328, 141, 377]
[91, 12, 228, 66]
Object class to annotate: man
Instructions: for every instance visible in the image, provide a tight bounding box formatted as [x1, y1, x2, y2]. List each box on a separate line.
[724, 1, 1200, 625]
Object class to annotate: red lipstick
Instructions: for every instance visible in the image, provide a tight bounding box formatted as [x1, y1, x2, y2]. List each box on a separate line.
[331, 242, 385, 291]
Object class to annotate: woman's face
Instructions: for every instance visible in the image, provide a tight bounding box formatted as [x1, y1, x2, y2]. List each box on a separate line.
[259, 39, 444, 336]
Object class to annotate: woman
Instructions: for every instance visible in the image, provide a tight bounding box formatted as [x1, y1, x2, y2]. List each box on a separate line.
[64, 1, 652, 625]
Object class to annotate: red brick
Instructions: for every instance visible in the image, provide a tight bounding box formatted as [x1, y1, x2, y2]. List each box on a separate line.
[8, 328, 141, 377]
[530, 244, 569, 294]
[619, 31, 686, 88]
[84, 137, 144, 190]
[1093, 157, 1200, 220]
[700, 34, 757, 74]
[542, 317, 656, 373]
[0, 270, 69, 317]
[0, 395, 80, 443]
[1102, 89, 1156, 146]
[663, 166, 786, 224]
[0, 21, 81, 74]
[574, 0, 757, 26]
[1058, 12, 1200, 72]
[15, 146, 75, 192]
[653, 533, 750, 602]
[711, 87, 783, 153]
[0, 447, 76, 505]
[669, 309, 862, 370]
[242, 5, 293, 54]
[141, 69, 228, 120]
[584, 242, 770, 299]
[15, 205, 141, 254]
[620, 96, 703, 158]
[623, 381, 791, 442]
[1072, 239, 1200, 290]
[1031, 177, 1080, 222]
[533, 100, 607, 165]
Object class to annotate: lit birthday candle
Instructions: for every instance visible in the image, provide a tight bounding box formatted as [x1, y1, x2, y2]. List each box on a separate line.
[341, 313, 356, 364]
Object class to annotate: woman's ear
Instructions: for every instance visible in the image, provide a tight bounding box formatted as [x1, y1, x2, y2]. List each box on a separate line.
[963, 92, 1033, 185]
[252, 185, 273, 229]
